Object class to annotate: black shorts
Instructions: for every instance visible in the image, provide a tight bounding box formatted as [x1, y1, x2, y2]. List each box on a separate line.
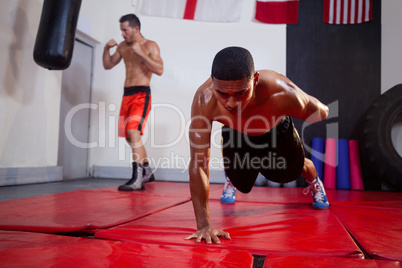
[221, 117, 305, 193]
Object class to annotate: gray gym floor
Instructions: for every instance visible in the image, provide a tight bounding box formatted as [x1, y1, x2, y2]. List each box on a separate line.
[0, 178, 127, 202]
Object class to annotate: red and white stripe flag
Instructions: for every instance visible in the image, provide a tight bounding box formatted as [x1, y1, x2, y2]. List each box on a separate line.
[255, 0, 299, 24]
[141, 0, 244, 23]
[323, 0, 373, 24]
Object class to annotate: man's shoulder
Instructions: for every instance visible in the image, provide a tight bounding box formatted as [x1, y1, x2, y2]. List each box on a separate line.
[143, 39, 159, 48]
[194, 77, 214, 99]
[258, 69, 280, 80]
[256, 69, 285, 93]
[192, 78, 216, 114]
[116, 41, 128, 51]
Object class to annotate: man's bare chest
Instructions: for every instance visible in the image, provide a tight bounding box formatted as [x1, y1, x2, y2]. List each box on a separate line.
[213, 107, 280, 136]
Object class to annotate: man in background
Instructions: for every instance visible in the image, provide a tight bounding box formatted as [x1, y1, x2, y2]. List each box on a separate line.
[103, 14, 163, 191]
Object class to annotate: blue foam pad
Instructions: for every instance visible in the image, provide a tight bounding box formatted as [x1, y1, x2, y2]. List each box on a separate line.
[311, 137, 325, 180]
[336, 139, 351, 190]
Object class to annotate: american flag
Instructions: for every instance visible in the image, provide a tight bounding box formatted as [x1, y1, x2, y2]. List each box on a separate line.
[323, 0, 373, 24]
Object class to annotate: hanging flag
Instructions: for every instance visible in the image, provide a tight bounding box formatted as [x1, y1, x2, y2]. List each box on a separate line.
[255, 0, 299, 24]
[141, 0, 244, 23]
[323, 0, 373, 24]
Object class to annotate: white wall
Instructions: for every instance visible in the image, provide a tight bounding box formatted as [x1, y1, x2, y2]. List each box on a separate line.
[0, 0, 61, 168]
[88, 0, 287, 171]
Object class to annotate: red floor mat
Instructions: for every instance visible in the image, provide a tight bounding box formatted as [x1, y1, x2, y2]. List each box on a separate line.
[332, 200, 402, 210]
[264, 254, 401, 267]
[2, 181, 401, 262]
[208, 184, 402, 205]
[325, 190, 402, 203]
[0, 188, 189, 233]
[95, 200, 362, 258]
[0, 230, 253, 268]
[330, 205, 402, 261]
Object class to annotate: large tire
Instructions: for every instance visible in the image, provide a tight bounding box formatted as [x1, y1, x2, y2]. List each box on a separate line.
[362, 84, 402, 191]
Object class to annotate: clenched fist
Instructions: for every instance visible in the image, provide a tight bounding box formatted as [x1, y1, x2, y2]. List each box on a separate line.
[105, 39, 118, 49]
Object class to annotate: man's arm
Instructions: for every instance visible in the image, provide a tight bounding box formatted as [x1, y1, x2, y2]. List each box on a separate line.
[103, 39, 122, 70]
[269, 72, 329, 123]
[133, 41, 163, 76]
[185, 91, 230, 244]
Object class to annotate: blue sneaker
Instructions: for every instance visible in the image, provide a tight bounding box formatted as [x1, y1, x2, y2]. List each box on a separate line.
[221, 177, 236, 204]
[304, 177, 329, 210]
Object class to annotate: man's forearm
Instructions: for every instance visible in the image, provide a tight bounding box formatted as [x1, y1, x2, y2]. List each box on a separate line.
[141, 54, 163, 76]
[133, 46, 163, 76]
[189, 166, 211, 230]
[102, 47, 113, 69]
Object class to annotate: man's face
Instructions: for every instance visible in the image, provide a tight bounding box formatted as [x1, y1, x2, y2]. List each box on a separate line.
[213, 72, 259, 113]
[120, 21, 135, 43]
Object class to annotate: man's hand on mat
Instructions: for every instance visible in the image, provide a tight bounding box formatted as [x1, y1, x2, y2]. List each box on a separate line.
[185, 227, 231, 244]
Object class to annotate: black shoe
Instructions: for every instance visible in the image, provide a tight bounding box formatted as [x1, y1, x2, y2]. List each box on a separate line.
[118, 162, 145, 191]
[143, 165, 155, 183]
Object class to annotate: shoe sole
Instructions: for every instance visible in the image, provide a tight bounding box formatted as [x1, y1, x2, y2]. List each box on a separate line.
[118, 185, 145, 191]
[312, 204, 330, 210]
[220, 199, 236, 204]
[145, 174, 155, 183]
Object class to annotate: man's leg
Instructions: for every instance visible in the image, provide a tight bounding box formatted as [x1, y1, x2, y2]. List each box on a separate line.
[127, 129, 147, 165]
[221, 126, 260, 194]
[127, 129, 155, 182]
[127, 129, 155, 183]
[118, 129, 153, 191]
[302, 158, 329, 209]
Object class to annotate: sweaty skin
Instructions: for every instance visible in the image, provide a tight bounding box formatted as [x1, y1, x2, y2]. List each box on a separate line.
[186, 70, 329, 244]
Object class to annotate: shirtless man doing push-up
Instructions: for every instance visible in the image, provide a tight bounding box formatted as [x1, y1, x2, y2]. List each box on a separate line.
[186, 46, 329, 244]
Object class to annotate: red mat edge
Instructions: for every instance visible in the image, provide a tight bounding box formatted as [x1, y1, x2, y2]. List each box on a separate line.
[0, 198, 191, 234]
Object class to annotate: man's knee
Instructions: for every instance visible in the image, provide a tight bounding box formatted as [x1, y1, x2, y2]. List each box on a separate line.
[303, 158, 314, 172]
[225, 172, 256, 194]
[303, 158, 317, 179]
[237, 185, 253, 194]
[126, 129, 141, 144]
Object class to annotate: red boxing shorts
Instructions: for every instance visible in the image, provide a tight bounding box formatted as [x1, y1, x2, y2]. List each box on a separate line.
[118, 86, 151, 138]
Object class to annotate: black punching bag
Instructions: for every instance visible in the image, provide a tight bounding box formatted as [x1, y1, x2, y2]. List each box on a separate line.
[33, 0, 82, 70]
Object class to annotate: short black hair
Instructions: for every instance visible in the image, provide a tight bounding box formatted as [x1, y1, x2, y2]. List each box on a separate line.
[119, 14, 141, 31]
[211, 47, 255, 81]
